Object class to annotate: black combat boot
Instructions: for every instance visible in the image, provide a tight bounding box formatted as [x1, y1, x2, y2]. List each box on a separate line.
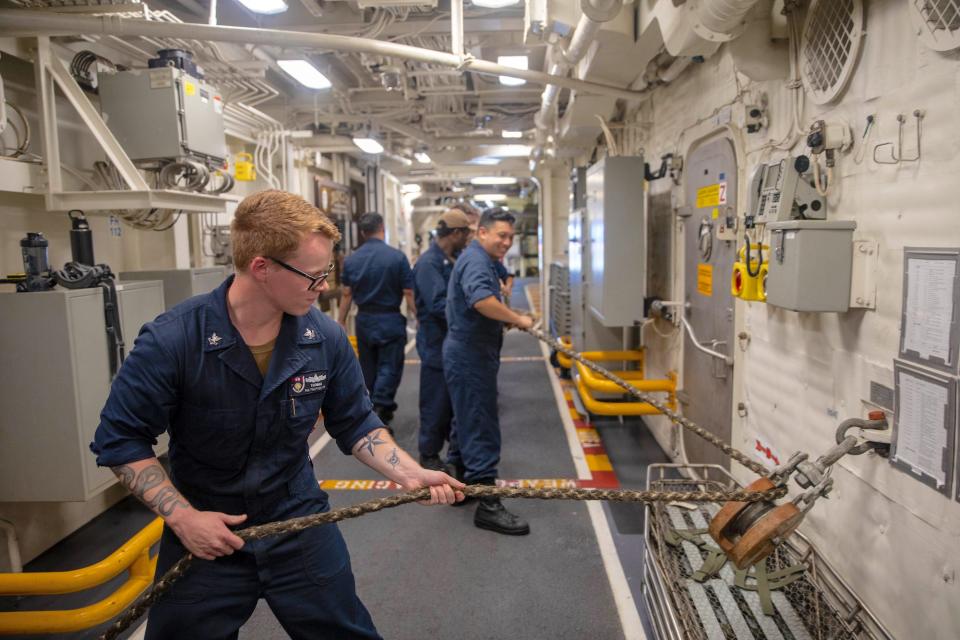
[450, 462, 476, 507]
[473, 478, 530, 535]
[419, 454, 445, 472]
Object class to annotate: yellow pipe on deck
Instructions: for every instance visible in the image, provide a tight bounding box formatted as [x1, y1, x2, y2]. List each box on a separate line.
[0, 518, 162, 635]
[575, 375, 668, 415]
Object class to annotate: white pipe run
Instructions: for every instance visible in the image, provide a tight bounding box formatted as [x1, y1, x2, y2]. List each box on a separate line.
[534, 0, 621, 133]
[696, 0, 762, 35]
[0, 11, 645, 101]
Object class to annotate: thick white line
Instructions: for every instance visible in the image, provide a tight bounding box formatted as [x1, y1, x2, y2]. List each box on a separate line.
[129, 621, 147, 640]
[309, 431, 333, 460]
[530, 290, 646, 640]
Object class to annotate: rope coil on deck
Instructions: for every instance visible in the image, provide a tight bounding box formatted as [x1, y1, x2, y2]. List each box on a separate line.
[100, 485, 785, 640]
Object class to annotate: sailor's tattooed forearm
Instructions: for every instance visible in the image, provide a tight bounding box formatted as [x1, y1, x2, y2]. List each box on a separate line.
[387, 447, 400, 469]
[111, 464, 135, 487]
[110, 463, 189, 517]
[131, 465, 165, 499]
[150, 486, 189, 516]
[359, 428, 387, 458]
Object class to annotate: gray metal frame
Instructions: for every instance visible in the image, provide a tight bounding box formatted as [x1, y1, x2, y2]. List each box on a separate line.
[642, 463, 895, 640]
[898, 248, 960, 374]
[890, 360, 957, 497]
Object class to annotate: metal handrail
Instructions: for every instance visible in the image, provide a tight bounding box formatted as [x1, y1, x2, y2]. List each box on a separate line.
[0, 518, 162, 635]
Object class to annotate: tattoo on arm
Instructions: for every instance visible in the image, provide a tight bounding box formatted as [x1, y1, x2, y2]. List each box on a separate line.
[130, 465, 165, 500]
[110, 463, 188, 517]
[359, 429, 387, 458]
[111, 464, 135, 487]
[149, 486, 189, 517]
[387, 448, 400, 469]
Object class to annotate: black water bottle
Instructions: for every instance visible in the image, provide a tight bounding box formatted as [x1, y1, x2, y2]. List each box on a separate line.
[68, 210, 95, 266]
[20, 232, 50, 277]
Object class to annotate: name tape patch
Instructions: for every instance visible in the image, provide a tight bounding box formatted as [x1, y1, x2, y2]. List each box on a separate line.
[290, 370, 328, 396]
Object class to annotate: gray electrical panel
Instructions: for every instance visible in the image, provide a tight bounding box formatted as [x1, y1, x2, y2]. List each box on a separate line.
[765, 220, 856, 312]
[120, 267, 225, 310]
[0, 281, 165, 502]
[586, 156, 647, 327]
[99, 67, 227, 164]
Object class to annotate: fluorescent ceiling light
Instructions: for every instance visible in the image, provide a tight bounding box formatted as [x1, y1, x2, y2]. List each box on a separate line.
[484, 144, 532, 157]
[402, 183, 422, 194]
[471, 176, 517, 185]
[497, 55, 527, 86]
[465, 157, 502, 166]
[472, 0, 521, 8]
[236, 0, 288, 14]
[502, 130, 523, 139]
[414, 152, 432, 164]
[277, 59, 330, 89]
[473, 193, 508, 201]
[352, 136, 384, 154]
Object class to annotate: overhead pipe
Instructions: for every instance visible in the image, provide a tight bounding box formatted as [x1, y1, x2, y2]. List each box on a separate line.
[696, 0, 763, 36]
[0, 11, 646, 101]
[534, 0, 622, 136]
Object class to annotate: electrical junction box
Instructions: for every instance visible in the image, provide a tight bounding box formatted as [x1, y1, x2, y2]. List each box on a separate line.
[0, 281, 165, 501]
[99, 67, 227, 165]
[765, 220, 857, 312]
[585, 155, 647, 327]
[119, 267, 225, 310]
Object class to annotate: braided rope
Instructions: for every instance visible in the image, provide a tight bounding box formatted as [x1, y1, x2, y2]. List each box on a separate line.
[526, 327, 770, 477]
[100, 484, 784, 639]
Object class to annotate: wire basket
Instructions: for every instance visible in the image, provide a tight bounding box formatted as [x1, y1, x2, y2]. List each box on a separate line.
[642, 464, 892, 640]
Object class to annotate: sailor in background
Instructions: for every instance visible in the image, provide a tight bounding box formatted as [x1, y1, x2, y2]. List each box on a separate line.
[338, 212, 416, 427]
[443, 208, 534, 535]
[412, 209, 473, 471]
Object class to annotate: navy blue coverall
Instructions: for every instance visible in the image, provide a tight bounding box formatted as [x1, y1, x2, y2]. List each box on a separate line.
[342, 238, 414, 413]
[412, 242, 456, 458]
[91, 276, 383, 640]
[443, 240, 504, 482]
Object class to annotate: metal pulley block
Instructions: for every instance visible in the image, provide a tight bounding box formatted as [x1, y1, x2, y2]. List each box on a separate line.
[708, 478, 803, 570]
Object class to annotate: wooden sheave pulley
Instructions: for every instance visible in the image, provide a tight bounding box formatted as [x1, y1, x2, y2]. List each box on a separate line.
[708, 478, 803, 570]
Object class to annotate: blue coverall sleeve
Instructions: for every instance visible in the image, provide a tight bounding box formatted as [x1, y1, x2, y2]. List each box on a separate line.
[91, 322, 180, 467]
[462, 258, 500, 308]
[400, 254, 414, 290]
[323, 325, 383, 454]
[415, 259, 447, 321]
[341, 257, 354, 288]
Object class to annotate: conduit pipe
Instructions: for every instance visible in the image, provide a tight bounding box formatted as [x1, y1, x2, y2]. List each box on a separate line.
[0, 11, 646, 101]
[534, 0, 621, 132]
[696, 0, 763, 36]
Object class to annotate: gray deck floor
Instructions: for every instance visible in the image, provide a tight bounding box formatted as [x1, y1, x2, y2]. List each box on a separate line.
[240, 323, 626, 639]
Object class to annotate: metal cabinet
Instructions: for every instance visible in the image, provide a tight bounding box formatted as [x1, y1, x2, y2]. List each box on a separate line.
[0, 281, 165, 501]
[119, 267, 225, 310]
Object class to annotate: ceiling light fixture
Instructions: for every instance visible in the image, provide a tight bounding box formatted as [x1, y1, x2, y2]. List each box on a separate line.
[472, 0, 521, 8]
[414, 151, 432, 164]
[277, 59, 331, 89]
[502, 130, 523, 139]
[470, 176, 517, 185]
[472, 193, 508, 201]
[235, 0, 288, 15]
[497, 55, 528, 86]
[352, 136, 384, 154]
[402, 183, 422, 195]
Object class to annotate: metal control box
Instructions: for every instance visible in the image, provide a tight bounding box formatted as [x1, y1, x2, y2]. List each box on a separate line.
[586, 155, 647, 327]
[765, 220, 857, 312]
[0, 281, 166, 501]
[120, 267, 225, 310]
[99, 67, 227, 163]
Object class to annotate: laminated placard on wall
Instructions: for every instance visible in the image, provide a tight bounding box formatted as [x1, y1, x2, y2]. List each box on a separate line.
[891, 360, 957, 497]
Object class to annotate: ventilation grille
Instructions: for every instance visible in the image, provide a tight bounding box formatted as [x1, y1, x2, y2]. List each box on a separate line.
[800, 0, 864, 105]
[911, 0, 960, 50]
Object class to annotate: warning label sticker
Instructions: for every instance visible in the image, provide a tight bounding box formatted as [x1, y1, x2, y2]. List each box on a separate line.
[697, 264, 713, 297]
[696, 182, 727, 209]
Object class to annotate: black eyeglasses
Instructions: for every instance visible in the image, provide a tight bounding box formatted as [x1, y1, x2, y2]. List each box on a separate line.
[268, 257, 333, 291]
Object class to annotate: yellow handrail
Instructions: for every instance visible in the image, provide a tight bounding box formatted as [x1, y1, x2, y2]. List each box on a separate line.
[0, 518, 162, 635]
[575, 374, 677, 416]
[556, 336, 573, 369]
[348, 335, 359, 357]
